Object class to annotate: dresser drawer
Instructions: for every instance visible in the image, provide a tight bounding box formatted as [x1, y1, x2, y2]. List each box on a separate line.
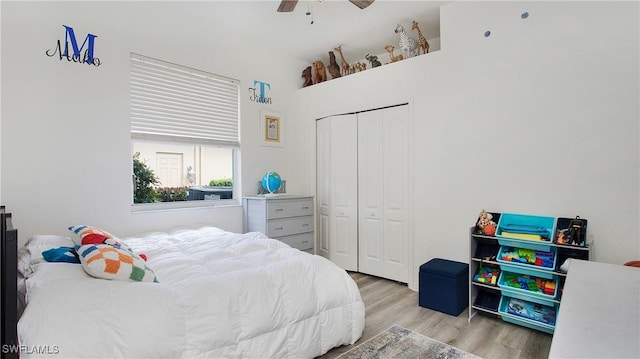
[266, 199, 314, 219]
[278, 232, 314, 251]
[266, 216, 314, 237]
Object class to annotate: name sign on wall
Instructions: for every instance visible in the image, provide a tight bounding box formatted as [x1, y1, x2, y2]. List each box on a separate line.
[45, 25, 101, 67]
[248, 80, 272, 104]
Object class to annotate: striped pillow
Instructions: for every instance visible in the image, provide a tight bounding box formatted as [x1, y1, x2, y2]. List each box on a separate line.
[77, 244, 158, 282]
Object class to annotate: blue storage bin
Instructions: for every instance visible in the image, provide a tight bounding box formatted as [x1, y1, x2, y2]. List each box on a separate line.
[498, 294, 557, 334]
[497, 246, 557, 278]
[496, 213, 555, 249]
[498, 271, 558, 300]
[419, 258, 469, 316]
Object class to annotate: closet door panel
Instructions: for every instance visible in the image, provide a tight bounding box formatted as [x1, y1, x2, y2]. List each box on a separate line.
[382, 106, 410, 282]
[316, 118, 331, 259]
[329, 115, 358, 271]
[383, 218, 409, 282]
[357, 111, 385, 276]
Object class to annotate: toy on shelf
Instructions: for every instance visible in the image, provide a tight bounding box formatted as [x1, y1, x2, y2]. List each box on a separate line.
[301, 66, 313, 87]
[312, 60, 327, 84]
[384, 45, 403, 63]
[411, 20, 430, 54]
[476, 209, 497, 236]
[474, 264, 500, 285]
[506, 297, 556, 325]
[394, 23, 419, 59]
[350, 61, 366, 73]
[327, 51, 341, 79]
[502, 273, 556, 296]
[555, 216, 587, 247]
[499, 246, 555, 268]
[334, 45, 350, 77]
[365, 54, 381, 68]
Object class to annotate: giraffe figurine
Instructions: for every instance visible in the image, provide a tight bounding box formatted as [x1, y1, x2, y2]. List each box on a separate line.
[384, 45, 403, 63]
[334, 45, 350, 77]
[411, 20, 430, 54]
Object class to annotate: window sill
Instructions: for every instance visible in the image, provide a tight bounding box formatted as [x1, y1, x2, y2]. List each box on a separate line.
[131, 199, 241, 213]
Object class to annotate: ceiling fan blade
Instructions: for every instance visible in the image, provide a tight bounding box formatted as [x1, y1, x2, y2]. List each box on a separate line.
[348, 0, 374, 10]
[277, 0, 299, 12]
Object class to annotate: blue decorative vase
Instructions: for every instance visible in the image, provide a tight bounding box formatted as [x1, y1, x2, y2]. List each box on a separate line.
[262, 171, 282, 194]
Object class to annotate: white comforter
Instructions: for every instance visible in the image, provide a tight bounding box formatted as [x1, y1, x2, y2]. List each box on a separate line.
[18, 227, 365, 358]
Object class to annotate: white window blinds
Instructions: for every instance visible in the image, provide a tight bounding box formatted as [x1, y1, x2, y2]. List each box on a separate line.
[130, 53, 240, 147]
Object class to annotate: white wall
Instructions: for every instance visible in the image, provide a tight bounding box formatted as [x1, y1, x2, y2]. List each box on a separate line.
[295, 1, 639, 290]
[1, 2, 307, 243]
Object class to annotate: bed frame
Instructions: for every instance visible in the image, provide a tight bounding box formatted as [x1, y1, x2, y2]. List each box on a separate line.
[1, 205, 19, 359]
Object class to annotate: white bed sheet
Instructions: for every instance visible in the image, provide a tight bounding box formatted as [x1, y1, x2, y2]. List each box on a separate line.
[18, 227, 365, 358]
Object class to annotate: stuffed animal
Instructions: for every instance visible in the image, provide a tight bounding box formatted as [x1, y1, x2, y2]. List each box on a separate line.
[476, 209, 497, 236]
[301, 66, 313, 87]
[313, 60, 327, 84]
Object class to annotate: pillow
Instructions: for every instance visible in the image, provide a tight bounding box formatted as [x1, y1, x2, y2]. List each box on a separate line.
[17, 247, 33, 278]
[26, 235, 75, 262]
[68, 225, 121, 247]
[77, 244, 158, 282]
[42, 246, 80, 264]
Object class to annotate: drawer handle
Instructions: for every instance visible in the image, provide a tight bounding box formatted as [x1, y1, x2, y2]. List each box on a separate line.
[302, 224, 309, 227]
[275, 208, 284, 212]
[302, 206, 309, 210]
[301, 240, 310, 244]
[275, 227, 283, 230]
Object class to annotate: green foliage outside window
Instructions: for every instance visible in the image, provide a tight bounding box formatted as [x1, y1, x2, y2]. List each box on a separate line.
[209, 178, 233, 187]
[157, 187, 189, 202]
[133, 152, 160, 203]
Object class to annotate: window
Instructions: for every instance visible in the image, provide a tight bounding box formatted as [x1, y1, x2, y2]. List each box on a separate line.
[130, 53, 240, 208]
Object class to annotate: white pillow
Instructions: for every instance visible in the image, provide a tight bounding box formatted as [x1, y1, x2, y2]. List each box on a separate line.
[26, 235, 75, 262]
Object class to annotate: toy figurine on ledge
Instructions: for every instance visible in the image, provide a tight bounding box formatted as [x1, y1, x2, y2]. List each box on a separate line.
[476, 209, 497, 236]
[554, 216, 587, 246]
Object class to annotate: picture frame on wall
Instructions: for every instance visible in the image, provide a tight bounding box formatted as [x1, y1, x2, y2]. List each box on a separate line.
[260, 110, 283, 147]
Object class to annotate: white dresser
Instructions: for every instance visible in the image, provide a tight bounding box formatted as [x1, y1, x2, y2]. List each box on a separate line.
[243, 195, 314, 254]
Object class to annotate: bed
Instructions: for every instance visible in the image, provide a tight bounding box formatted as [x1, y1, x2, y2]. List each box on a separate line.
[3, 214, 365, 358]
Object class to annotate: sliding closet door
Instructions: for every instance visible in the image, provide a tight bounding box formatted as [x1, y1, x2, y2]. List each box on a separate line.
[316, 115, 358, 271]
[358, 106, 409, 283]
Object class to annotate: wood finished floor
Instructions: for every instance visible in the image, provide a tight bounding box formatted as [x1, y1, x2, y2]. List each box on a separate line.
[317, 272, 552, 359]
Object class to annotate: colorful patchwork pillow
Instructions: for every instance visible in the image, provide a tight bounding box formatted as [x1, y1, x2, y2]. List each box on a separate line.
[68, 225, 122, 247]
[77, 244, 158, 282]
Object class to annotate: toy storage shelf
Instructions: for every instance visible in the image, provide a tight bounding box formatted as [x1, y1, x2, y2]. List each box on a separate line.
[468, 227, 591, 334]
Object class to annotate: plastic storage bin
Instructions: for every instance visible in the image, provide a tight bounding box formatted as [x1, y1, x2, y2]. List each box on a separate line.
[419, 258, 469, 316]
[498, 271, 558, 300]
[496, 213, 555, 250]
[497, 246, 557, 279]
[498, 294, 557, 334]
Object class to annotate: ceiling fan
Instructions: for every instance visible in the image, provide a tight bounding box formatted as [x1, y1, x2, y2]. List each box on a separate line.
[277, 0, 375, 13]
